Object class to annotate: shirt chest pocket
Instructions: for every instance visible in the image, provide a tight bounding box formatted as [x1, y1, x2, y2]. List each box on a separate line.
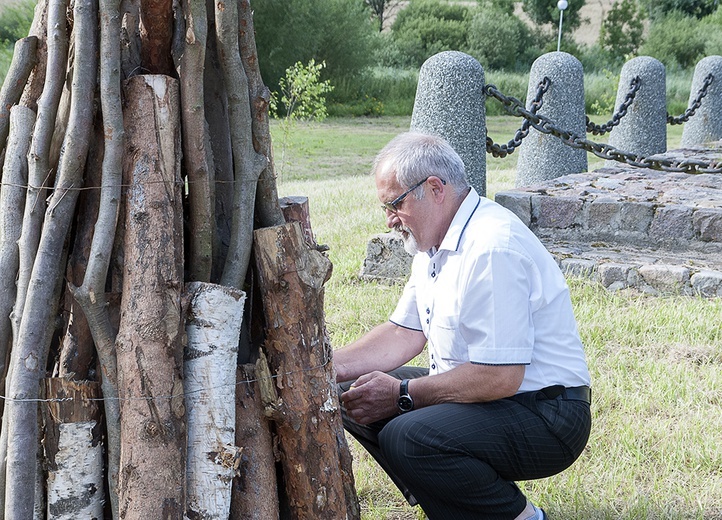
[428, 314, 469, 364]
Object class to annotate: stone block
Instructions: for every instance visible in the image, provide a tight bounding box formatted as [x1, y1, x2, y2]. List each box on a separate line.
[649, 205, 694, 244]
[495, 191, 532, 227]
[597, 263, 632, 289]
[561, 258, 596, 278]
[691, 270, 722, 297]
[638, 265, 691, 295]
[532, 195, 583, 229]
[618, 202, 655, 233]
[693, 208, 722, 242]
[587, 199, 620, 230]
[359, 232, 412, 283]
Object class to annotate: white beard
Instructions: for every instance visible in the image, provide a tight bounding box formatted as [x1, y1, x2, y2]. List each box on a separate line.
[396, 225, 419, 256]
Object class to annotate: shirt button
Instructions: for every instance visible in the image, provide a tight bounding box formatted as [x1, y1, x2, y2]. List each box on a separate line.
[431, 272, 436, 278]
[426, 319, 430, 324]
[431, 363, 436, 370]
[426, 308, 430, 314]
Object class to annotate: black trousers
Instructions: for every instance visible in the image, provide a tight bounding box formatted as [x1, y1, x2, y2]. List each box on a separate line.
[339, 367, 592, 520]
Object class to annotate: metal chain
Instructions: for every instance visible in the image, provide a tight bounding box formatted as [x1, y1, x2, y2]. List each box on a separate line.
[484, 81, 722, 175]
[667, 73, 715, 125]
[486, 77, 550, 158]
[585, 76, 641, 135]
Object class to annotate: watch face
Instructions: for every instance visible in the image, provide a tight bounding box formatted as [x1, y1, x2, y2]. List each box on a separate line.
[398, 395, 414, 412]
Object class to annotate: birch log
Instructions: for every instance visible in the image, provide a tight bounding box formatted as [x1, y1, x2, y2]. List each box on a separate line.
[253, 222, 359, 520]
[184, 281, 245, 519]
[43, 378, 104, 519]
[115, 74, 185, 519]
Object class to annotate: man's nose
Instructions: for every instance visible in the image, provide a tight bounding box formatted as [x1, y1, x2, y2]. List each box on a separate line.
[384, 209, 400, 229]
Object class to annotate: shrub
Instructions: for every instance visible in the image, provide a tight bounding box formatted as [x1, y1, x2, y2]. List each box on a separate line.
[467, 8, 533, 70]
[390, 0, 472, 67]
[253, 0, 379, 91]
[638, 13, 706, 70]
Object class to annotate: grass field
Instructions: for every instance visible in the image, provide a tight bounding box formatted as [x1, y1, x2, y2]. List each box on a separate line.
[273, 116, 722, 520]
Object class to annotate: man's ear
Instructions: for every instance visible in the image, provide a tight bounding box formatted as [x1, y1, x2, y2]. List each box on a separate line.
[428, 176, 446, 201]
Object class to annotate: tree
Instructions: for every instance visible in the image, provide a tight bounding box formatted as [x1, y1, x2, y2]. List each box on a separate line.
[0, 0, 358, 517]
[598, 0, 645, 59]
[521, 0, 586, 32]
[639, 13, 707, 69]
[639, 0, 717, 19]
[365, 0, 403, 31]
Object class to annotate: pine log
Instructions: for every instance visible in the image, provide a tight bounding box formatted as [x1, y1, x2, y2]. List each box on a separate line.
[230, 362, 279, 520]
[43, 378, 104, 519]
[253, 222, 359, 520]
[115, 74, 185, 520]
[184, 281, 245, 519]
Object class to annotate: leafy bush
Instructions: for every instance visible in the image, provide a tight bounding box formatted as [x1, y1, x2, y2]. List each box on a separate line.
[467, 8, 533, 70]
[638, 13, 707, 70]
[390, 0, 472, 67]
[638, 0, 717, 20]
[327, 67, 418, 117]
[253, 0, 379, 91]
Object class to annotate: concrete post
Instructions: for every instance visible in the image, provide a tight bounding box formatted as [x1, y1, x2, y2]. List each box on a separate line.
[410, 51, 487, 196]
[607, 56, 667, 161]
[681, 55, 722, 147]
[516, 51, 587, 187]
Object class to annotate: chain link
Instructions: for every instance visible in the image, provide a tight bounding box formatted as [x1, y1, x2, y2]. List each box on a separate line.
[585, 76, 641, 135]
[484, 79, 722, 175]
[667, 73, 715, 125]
[486, 77, 550, 158]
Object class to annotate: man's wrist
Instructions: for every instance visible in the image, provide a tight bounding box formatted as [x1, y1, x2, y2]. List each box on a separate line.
[397, 378, 414, 413]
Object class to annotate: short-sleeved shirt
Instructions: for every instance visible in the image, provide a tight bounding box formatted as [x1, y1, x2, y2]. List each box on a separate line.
[389, 188, 590, 393]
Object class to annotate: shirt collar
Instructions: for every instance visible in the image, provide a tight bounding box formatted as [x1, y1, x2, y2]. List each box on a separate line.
[434, 187, 481, 254]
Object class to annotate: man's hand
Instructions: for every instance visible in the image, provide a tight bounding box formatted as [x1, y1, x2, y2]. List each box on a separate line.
[340, 371, 400, 425]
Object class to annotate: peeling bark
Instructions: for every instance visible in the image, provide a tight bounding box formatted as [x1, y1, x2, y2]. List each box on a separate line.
[184, 282, 245, 519]
[43, 378, 104, 520]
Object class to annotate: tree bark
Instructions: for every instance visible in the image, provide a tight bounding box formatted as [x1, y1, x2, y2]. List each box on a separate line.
[115, 74, 185, 520]
[238, 0, 284, 229]
[3, 0, 96, 515]
[0, 106, 34, 395]
[215, 0, 267, 290]
[0, 37, 38, 154]
[139, 0, 174, 74]
[230, 361, 279, 520]
[253, 222, 359, 520]
[43, 378, 104, 519]
[184, 282, 246, 518]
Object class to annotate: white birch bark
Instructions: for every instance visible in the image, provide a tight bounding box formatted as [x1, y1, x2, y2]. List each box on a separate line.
[46, 422, 104, 519]
[184, 281, 245, 519]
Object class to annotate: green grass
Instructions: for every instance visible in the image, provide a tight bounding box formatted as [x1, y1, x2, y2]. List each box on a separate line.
[273, 116, 720, 519]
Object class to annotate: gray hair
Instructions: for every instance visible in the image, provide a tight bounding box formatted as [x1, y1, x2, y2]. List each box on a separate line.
[372, 132, 469, 199]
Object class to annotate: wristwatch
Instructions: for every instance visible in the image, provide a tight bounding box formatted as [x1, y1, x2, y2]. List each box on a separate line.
[397, 379, 414, 413]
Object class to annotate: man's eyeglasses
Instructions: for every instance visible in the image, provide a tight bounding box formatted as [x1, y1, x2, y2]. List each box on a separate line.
[382, 177, 446, 213]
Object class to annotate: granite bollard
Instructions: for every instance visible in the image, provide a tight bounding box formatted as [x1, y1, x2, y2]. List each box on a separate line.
[607, 56, 667, 161]
[516, 52, 587, 187]
[410, 51, 487, 196]
[681, 55, 722, 147]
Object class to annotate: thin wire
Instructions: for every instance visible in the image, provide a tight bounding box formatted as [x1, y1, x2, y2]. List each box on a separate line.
[0, 178, 240, 193]
[0, 351, 332, 404]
